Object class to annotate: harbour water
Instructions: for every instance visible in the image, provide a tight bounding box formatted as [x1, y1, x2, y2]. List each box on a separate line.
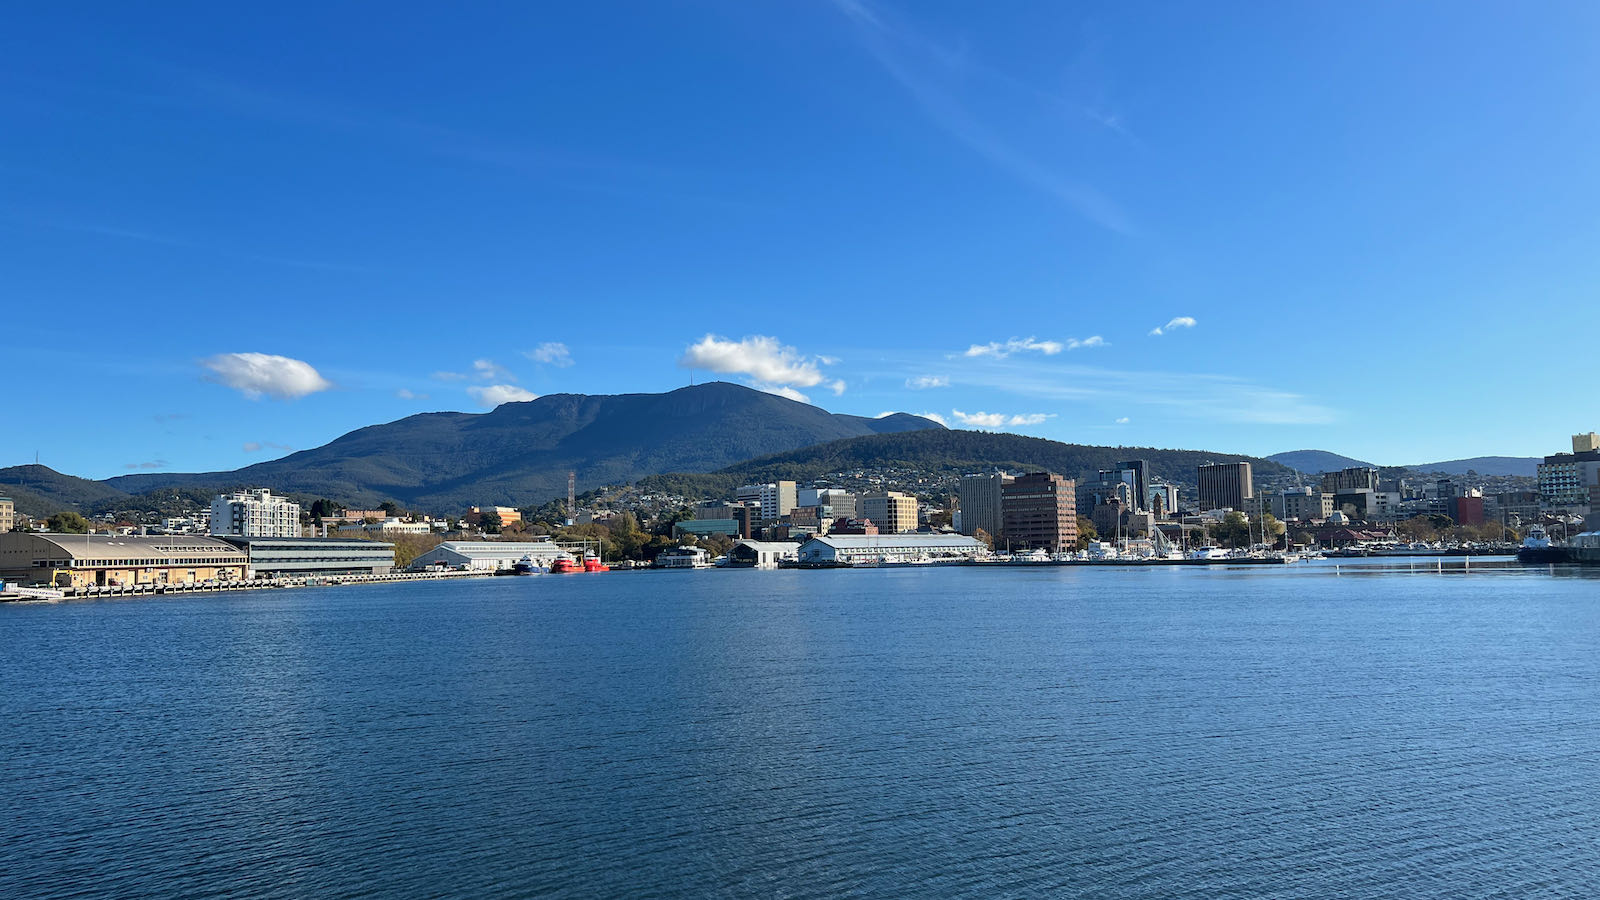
[4, 561, 1600, 898]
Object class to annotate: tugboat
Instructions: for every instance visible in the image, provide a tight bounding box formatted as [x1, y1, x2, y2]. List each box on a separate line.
[1517, 525, 1569, 564]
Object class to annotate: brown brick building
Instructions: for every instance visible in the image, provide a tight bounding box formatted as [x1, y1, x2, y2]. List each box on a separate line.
[1002, 472, 1078, 552]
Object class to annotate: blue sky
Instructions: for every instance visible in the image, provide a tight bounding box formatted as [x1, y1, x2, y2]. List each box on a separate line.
[5, 1, 1599, 479]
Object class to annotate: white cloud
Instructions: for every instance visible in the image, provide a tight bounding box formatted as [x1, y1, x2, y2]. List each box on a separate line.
[951, 409, 1054, 428]
[817, 355, 842, 366]
[431, 370, 467, 382]
[963, 337, 1063, 358]
[473, 359, 514, 381]
[201, 352, 332, 400]
[1071, 336, 1106, 349]
[243, 441, 293, 453]
[468, 384, 538, 408]
[917, 411, 950, 426]
[679, 334, 842, 400]
[762, 385, 812, 404]
[396, 389, 429, 401]
[680, 334, 829, 386]
[906, 375, 950, 389]
[1115, 417, 1130, 425]
[525, 342, 574, 367]
[1149, 316, 1197, 336]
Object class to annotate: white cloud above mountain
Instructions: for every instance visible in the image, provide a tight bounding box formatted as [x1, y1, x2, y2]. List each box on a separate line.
[468, 384, 538, 408]
[200, 352, 332, 400]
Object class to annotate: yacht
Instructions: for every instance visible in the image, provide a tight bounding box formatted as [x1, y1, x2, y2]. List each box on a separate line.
[1188, 546, 1228, 561]
[1517, 525, 1568, 564]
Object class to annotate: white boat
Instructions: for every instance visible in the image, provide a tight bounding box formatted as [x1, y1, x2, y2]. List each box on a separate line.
[1188, 546, 1228, 561]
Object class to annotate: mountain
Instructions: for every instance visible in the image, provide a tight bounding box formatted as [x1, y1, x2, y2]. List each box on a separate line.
[638, 430, 1299, 500]
[1402, 456, 1541, 477]
[101, 383, 946, 511]
[1267, 450, 1377, 474]
[0, 464, 131, 517]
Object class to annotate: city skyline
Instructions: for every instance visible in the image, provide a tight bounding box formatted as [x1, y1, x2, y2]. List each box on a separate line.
[6, 2, 1599, 477]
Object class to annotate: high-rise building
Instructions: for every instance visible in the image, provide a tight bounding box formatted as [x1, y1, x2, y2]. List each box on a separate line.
[1575, 433, 1600, 454]
[1115, 460, 1150, 513]
[0, 495, 12, 533]
[1197, 462, 1253, 512]
[1276, 488, 1334, 523]
[861, 492, 918, 534]
[958, 472, 1013, 539]
[1320, 467, 1379, 493]
[737, 481, 799, 521]
[1001, 472, 1078, 552]
[210, 488, 301, 538]
[1147, 484, 1180, 517]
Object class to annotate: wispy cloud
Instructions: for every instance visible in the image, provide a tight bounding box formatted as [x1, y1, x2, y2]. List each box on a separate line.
[830, 0, 1132, 233]
[962, 337, 1066, 358]
[473, 359, 514, 381]
[243, 441, 293, 453]
[761, 385, 812, 404]
[396, 389, 429, 401]
[1149, 316, 1196, 336]
[906, 375, 950, 389]
[951, 410, 1055, 428]
[1115, 417, 1130, 425]
[123, 460, 168, 470]
[524, 342, 574, 367]
[468, 384, 538, 408]
[201, 352, 332, 400]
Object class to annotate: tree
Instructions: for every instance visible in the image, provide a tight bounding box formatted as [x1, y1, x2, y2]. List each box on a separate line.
[47, 511, 89, 534]
[973, 527, 995, 550]
[379, 500, 403, 517]
[1210, 511, 1250, 548]
[1251, 512, 1287, 548]
[1075, 516, 1097, 551]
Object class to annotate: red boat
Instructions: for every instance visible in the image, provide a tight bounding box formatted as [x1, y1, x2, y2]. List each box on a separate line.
[552, 552, 609, 573]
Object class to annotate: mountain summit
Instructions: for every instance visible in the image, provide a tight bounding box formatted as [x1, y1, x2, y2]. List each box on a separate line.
[105, 382, 945, 509]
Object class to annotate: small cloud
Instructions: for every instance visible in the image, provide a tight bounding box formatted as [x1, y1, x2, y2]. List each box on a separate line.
[243, 441, 293, 453]
[916, 411, 950, 426]
[201, 352, 332, 400]
[1070, 336, 1107, 349]
[906, 375, 950, 389]
[524, 342, 574, 367]
[432, 371, 468, 382]
[473, 359, 514, 381]
[817, 355, 842, 366]
[1149, 316, 1197, 337]
[951, 409, 1055, 428]
[829, 379, 847, 396]
[122, 460, 168, 470]
[963, 337, 1063, 358]
[761, 385, 812, 404]
[468, 384, 538, 408]
[396, 389, 429, 401]
[1115, 417, 1130, 425]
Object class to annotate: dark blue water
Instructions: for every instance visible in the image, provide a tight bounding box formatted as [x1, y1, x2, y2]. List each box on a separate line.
[4, 563, 1600, 898]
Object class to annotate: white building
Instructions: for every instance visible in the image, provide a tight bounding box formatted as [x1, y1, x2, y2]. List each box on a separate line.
[653, 546, 712, 569]
[796, 533, 987, 565]
[729, 539, 799, 569]
[210, 489, 301, 538]
[408, 540, 563, 572]
[737, 481, 798, 521]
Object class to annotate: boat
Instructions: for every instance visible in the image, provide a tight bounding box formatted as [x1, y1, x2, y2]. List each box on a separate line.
[511, 554, 547, 575]
[1188, 546, 1228, 561]
[582, 552, 610, 573]
[1517, 525, 1569, 564]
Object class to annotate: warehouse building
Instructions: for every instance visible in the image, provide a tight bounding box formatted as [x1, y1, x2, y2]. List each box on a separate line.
[0, 533, 247, 589]
[218, 536, 394, 578]
[408, 540, 563, 572]
[795, 533, 987, 566]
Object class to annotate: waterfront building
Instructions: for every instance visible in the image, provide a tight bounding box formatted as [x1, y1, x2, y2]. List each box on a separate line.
[1276, 488, 1335, 523]
[653, 546, 712, 569]
[861, 492, 919, 534]
[219, 536, 394, 578]
[0, 496, 12, 533]
[958, 472, 1012, 540]
[736, 481, 798, 521]
[728, 540, 798, 569]
[210, 488, 301, 538]
[1147, 484, 1180, 518]
[1538, 438, 1600, 512]
[829, 519, 880, 535]
[694, 500, 758, 538]
[1197, 462, 1253, 512]
[1001, 472, 1078, 552]
[1494, 490, 1541, 525]
[408, 540, 563, 572]
[1320, 467, 1379, 494]
[0, 533, 247, 588]
[795, 533, 988, 565]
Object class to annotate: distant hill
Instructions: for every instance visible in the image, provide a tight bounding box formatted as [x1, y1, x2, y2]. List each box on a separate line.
[0, 464, 131, 517]
[639, 430, 1299, 500]
[1403, 456, 1540, 477]
[1267, 450, 1376, 474]
[99, 383, 946, 511]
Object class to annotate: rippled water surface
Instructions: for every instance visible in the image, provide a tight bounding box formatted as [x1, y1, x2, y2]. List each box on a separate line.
[5, 562, 1600, 898]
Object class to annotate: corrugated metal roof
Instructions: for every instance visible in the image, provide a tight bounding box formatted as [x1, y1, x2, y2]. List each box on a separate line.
[7, 533, 246, 562]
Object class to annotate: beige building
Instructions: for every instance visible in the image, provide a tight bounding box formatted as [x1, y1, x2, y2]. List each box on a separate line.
[0, 496, 13, 534]
[469, 506, 523, 528]
[0, 533, 248, 589]
[861, 491, 919, 534]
